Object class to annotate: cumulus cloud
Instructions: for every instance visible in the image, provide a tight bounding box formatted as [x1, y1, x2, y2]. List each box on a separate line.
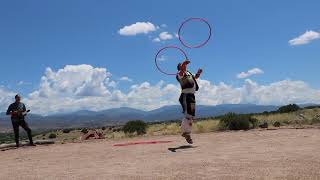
[119, 76, 133, 82]
[2, 64, 320, 115]
[118, 22, 157, 36]
[0, 88, 16, 112]
[289, 30, 320, 46]
[152, 37, 161, 42]
[237, 68, 264, 79]
[153, 31, 174, 42]
[196, 79, 320, 106]
[159, 32, 173, 40]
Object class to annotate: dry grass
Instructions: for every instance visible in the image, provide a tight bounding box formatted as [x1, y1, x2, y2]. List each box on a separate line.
[34, 130, 83, 144]
[34, 108, 320, 143]
[254, 108, 320, 127]
[146, 119, 220, 136]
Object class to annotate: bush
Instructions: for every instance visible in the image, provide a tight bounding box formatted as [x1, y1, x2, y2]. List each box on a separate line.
[48, 133, 57, 139]
[277, 104, 300, 113]
[259, 122, 268, 128]
[101, 127, 106, 130]
[123, 120, 147, 135]
[81, 128, 88, 134]
[62, 129, 72, 133]
[273, 121, 281, 127]
[218, 113, 258, 130]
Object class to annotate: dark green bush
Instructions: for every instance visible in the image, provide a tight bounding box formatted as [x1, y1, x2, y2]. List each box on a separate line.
[123, 120, 147, 135]
[273, 121, 281, 127]
[219, 113, 258, 130]
[259, 122, 268, 128]
[277, 104, 300, 113]
[62, 129, 72, 133]
[48, 133, 57, 139]
[101, 127, 106, 130]
[81, 128, 88, 134]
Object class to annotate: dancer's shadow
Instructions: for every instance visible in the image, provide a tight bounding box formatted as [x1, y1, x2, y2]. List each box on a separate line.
[168, 145, 196, 152]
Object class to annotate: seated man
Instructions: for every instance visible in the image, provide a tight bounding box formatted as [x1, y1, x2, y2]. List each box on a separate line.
[80, 129, 104, 140]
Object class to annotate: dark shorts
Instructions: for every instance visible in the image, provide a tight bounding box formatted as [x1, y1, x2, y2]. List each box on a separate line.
[179, 93, 196, 117]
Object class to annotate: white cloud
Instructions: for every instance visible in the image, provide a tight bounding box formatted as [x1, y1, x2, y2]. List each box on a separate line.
[159, 32, 173, 40]
[2, 64, 319, 115]
[157, 55, 167, 62]
[153, 31, 174, 42]
[108, 81, 117, 88]
[118, 22, 157, 36]
[196, 79, 320, 106]
[0, 88, 16, 112]
[17, 81, 32, 86]
[152, 37, 161, 42]
[119, 76, 133, 82]
[237, 68, 264, 79]
[289, 30, 320, 46]
[160, 24, 167, 28]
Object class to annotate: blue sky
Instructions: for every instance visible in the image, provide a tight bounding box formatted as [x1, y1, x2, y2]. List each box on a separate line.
[0, 0, 319, 114]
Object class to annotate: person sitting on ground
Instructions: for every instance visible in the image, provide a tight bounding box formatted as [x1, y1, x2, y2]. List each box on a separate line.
[80, 129, 104, 140]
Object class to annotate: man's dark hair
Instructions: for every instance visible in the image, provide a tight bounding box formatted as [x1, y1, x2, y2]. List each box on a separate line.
[177, 63, 181, 71]
[15, 94, 21, 99]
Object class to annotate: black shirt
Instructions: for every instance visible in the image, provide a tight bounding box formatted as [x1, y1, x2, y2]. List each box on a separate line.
[6, 102, 27, 120]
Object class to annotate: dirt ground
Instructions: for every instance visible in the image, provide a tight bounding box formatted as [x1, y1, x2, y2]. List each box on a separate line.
[0, 128, 320, 180]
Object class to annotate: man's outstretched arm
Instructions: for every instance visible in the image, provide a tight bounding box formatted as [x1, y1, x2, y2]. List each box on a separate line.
[195, 69, 203, 79]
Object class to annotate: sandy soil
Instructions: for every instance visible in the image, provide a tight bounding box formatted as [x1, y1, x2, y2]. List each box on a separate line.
[0, 128, 320, 180]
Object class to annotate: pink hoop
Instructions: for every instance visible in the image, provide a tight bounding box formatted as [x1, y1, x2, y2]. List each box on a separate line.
[113, 140, 173, 147]
[178, 17, 212, 48]
[155, 46, 188, 76]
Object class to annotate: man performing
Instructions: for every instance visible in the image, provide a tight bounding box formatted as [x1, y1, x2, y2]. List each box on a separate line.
[176, 60, 202, 144]
[6, 94, 35, 147]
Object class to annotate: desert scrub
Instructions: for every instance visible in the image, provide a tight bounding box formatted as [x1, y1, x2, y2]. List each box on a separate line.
[218, 113, 258, 130]
[147, 122, 181, 136]
[62, 129, 72, 133]
[48, 133, 57, 139]
[81, 128, 89, 134]
[123, 120, 147, 135]
[192, 120, 219, 133]
[105, 131, 127, 139]
[254, 108, 320, 126]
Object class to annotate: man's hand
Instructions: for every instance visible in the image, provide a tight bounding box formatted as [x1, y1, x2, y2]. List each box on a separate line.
[11, 111, 18, 115]
[183, 60, 190, 65]
[178, 59, 190, 76]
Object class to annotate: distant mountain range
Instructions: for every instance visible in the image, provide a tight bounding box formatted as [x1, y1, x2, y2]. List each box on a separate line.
[0, 104, 282, 132]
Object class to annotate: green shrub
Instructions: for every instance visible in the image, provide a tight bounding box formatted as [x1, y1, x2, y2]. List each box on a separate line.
[259, 122, 268, 128]
[81, 128, 88, 134]
[123, 120, 147, 135]
[219, 113, 258, 130]
[273, 121, 281, 127]
[101, 127, 106, 130]
[48, 133, 57, 139]
[62, 129, 72, 133]
[277, 104, 300, 113]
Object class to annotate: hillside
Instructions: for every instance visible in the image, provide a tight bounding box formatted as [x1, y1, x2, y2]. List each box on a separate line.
[0, 104, 279, 131]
